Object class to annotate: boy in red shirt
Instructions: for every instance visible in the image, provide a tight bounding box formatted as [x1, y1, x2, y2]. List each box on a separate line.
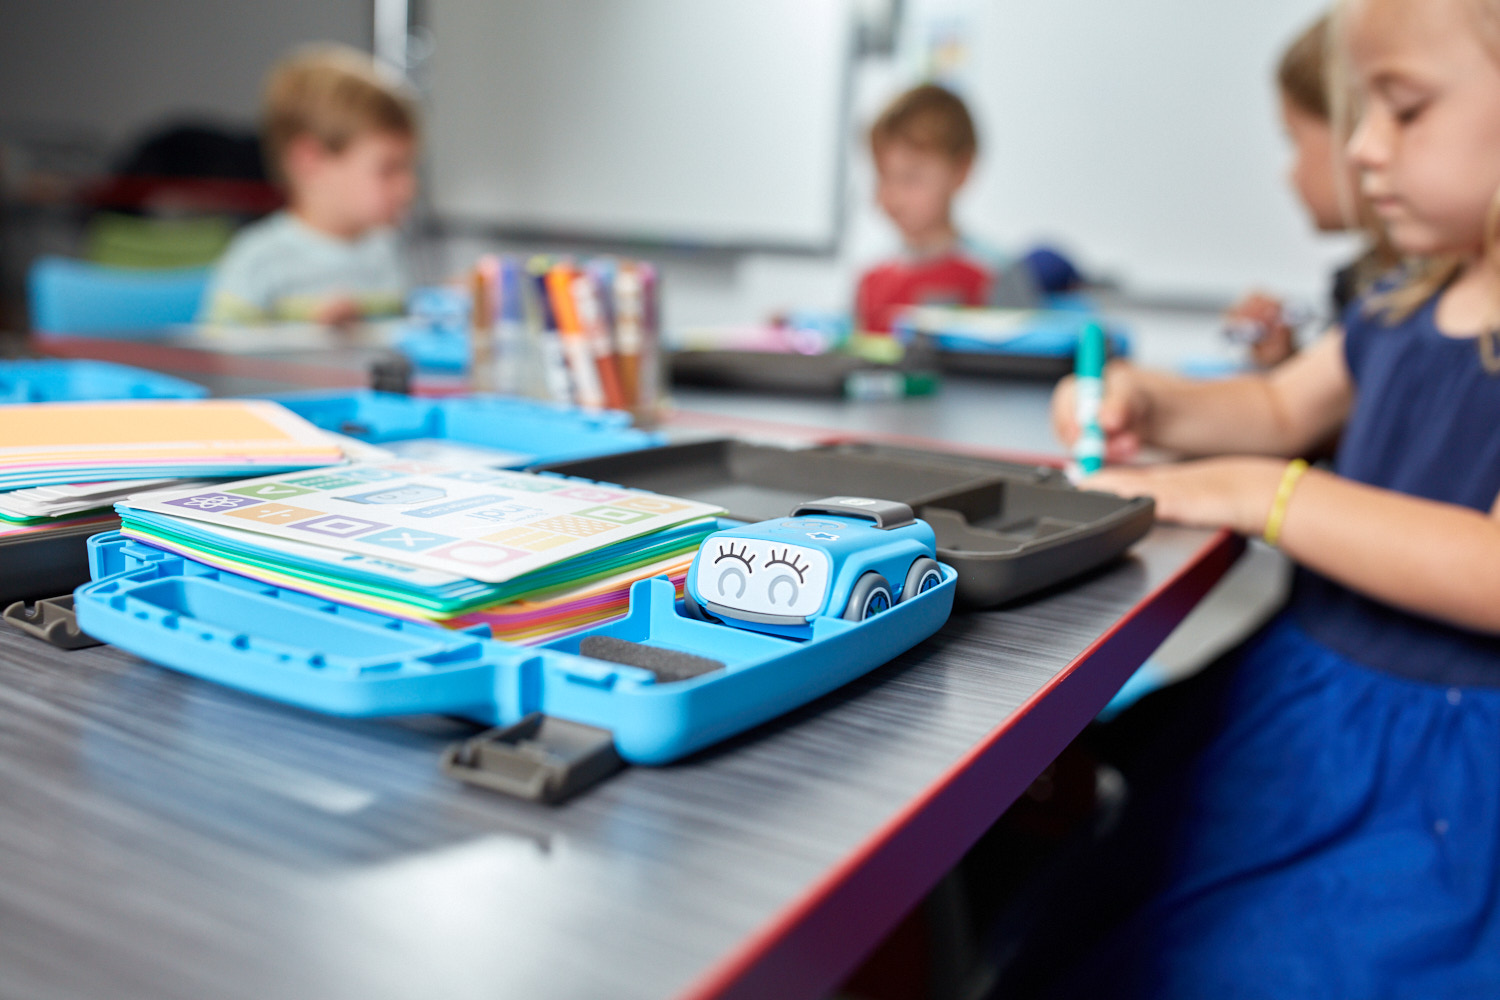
[856, 84, 1039, 333]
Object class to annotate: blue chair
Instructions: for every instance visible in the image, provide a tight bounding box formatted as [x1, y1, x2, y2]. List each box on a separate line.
[28, 256, 210, 336]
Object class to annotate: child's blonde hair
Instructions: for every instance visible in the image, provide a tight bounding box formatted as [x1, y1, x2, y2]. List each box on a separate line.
[261, 44, 418, 185]
[869, 84, 977, 165]
[1336, 0, 1500, 323]
[1279, 11, 1401, 308]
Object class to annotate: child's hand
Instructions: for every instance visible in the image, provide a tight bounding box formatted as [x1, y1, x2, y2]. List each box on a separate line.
[1081, 457, 1286, 534]
[1051, 361, 1153, 461]
[314, 296, 363, 328]
[1225, 292, 1295, 367]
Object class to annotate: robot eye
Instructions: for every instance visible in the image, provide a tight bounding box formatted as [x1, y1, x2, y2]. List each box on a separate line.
[717, 567, 748, 599]
[713, 542, 756, 572]
[766, 573, 800, 606]
[764, 548, 809, 583]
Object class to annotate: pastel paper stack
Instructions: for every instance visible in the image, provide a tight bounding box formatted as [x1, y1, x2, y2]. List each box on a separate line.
[0, 400, 347, 490]
[0, 400, 346, 545]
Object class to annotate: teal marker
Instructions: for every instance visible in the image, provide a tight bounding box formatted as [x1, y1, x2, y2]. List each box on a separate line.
[1072, 321, 1107, 476]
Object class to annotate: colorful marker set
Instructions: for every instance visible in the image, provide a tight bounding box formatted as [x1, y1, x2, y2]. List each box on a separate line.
[465, 254, 662, 420]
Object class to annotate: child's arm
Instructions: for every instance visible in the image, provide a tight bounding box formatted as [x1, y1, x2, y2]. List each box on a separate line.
[1052, 332, 1353, 460]
[200, 291, 269, 325]
[1086, 458, 1500, 634]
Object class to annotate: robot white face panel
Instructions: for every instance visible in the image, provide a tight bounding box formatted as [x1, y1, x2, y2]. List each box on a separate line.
[697, 537, 831, 619]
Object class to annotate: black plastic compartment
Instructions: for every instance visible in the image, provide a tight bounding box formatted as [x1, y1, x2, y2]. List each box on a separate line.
[911, 335, 1128, 382]
[0, 522, 106, 606]
[914, 478, 1153, 604]
[821, 441, 1068, 488]
[536, 439, 1153, 606]
[534, 439, 990, 523]
[669, 349, 936, 396]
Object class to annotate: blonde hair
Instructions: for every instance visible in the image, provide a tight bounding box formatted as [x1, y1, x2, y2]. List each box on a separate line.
[1278, 11, 1402, 309]
[869, 84, 977, 164]
[1336, 0, 1500, 323]
[261, 44, 418, 184]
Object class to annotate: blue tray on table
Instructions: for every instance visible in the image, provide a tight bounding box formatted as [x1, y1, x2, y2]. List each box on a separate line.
[0, 359, 206, 403]
[268, 389, 662, 467]
[74, 526, 956, 800]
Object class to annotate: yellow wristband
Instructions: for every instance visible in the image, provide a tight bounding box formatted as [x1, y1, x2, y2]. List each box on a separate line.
[1263, 459, 1309, 547]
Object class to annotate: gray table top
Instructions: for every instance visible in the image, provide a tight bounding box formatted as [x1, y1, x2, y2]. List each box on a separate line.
[0, 521, 1232, 1000]
[5, 319, 1239, 1000]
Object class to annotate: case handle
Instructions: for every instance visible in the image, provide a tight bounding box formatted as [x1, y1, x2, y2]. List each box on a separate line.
[441, 714, 622, 803]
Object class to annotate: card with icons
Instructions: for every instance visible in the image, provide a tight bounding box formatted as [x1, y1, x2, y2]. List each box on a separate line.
[121, 460, 724, 583]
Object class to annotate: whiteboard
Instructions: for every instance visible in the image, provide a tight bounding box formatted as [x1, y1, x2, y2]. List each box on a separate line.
[426, 0, 853, 249]
[962, 0, 1350, 300]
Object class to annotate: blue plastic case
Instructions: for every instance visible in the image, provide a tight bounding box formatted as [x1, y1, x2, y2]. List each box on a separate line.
[266, 390, 662, 467]
[0, 359, 207, 403]
[397, 327, 470, 372]
[76, 527, 956, 765]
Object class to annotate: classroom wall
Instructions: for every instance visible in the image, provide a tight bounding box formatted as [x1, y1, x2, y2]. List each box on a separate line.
[435, 0, 1353, 332]
[964, 0, 1353, 302]
[2, 0, 1351, 333]
[0, 0, 371, 146]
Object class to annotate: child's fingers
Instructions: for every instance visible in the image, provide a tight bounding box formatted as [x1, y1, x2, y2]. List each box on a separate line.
[1050, 375, 1079, 444]
[1078, 467, 1152, 498]
[1105, 432, 1142, 462]
[1098, 392, 1134, 433]
[1226, 291, 1282, 324]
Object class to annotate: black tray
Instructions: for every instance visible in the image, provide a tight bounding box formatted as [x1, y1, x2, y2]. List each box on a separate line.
[822, 441, 1068, 488]
[669, 349, 936, 396]
[0, 521, 108, 606]
[535, 439, 1153, 606]
[914, 336, 1129, 382]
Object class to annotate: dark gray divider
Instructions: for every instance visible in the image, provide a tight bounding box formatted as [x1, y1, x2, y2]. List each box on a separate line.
[0, 522, 105, 606]
[535, 440, 1153, 606]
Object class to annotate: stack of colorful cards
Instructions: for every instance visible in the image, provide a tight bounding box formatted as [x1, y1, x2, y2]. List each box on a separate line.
[0, 400, 347, 549]
[0, 478, 208, 543]
[117, 460, 726, 643]
[0, 400, 347, 490]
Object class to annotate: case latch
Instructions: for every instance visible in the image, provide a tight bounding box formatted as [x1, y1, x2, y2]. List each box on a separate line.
[3, 594, 102, 650]
[441, 714, 623, 803]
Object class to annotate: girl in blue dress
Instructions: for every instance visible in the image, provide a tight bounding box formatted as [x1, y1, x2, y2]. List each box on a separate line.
[1046, 0, 1500, 994]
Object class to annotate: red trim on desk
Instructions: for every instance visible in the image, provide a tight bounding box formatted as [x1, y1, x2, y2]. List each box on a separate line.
[677, 528, 1246, 1000]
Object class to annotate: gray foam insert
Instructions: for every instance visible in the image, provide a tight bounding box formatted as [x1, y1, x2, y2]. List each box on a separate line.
[579, 636, 725, 684]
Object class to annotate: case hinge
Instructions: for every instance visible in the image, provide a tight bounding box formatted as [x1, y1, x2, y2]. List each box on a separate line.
[3, 594, 102, 650]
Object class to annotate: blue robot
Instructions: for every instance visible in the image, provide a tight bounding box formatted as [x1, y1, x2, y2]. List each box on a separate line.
[684, 497, 945, 637]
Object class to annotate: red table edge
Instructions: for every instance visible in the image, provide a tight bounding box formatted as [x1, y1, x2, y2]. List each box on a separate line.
[677, 527, 1246, 1000]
